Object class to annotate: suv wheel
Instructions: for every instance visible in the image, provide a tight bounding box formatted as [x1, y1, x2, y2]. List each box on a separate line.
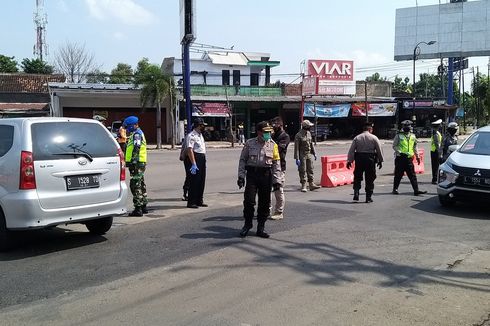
[438, 195, 455, 207]
[0, 210, 13, 251]
[85, 217, 113, 235]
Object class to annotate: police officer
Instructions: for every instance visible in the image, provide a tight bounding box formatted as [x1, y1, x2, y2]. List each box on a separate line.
[237, 121, 282, 238]
[442, 122, 459, 162]
[185, 117, 208, 209]
[347, 122, 384, 203]
[430, 118, 443, 184]
[294, 120, 321, 192]
[392, 120, 427, 196]
[124, 116, 148, 216]
[270, 116, 290, 220]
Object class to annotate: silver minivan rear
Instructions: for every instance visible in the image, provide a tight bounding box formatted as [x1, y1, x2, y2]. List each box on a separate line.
[0, 117, 128, 249]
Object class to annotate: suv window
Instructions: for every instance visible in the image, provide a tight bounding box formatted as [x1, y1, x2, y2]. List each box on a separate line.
[0, 125, 14, 157]
[31, 122, 119, 161]
[460, 131, 490, 156]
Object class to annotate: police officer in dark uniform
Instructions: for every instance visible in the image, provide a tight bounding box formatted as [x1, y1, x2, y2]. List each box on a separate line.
[237, 121, 282, 238]
[392, 120, 427, 196]
[347, 122, 384, 203]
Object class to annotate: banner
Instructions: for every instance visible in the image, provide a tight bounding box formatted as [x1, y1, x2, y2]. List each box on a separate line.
[192, 102, 230, 117]
[351, 103, 397, 117]
[307, 59, 356, 95]
[303, 103, 350, 118]
[403, 100, 433, 109]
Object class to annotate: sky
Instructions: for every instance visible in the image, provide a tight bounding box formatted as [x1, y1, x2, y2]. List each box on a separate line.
[1, 0, 489, 84]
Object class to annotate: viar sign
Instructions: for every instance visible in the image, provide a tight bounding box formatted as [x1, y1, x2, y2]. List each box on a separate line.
[307, 60, 356, 96]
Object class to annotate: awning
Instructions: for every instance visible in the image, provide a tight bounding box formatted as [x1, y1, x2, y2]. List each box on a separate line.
[247, 60, 280, 67]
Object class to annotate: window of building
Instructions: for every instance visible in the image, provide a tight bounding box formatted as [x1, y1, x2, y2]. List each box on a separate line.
[222, 70, 230, 86]
[250, 73, 259, 86]
[233, 70, 241, 86]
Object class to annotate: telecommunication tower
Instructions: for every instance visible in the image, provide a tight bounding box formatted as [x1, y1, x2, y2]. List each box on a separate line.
[33, 0, 48, 61]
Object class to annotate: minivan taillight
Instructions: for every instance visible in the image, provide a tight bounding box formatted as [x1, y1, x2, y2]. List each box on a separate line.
[118, 148, 126, 181]
[20, 151, 36, 190]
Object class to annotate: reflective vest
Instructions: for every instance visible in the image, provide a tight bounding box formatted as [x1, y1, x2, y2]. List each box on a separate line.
[125, 129, 147, 163]
[431, 131, 442, 152]
[398, 133, 415, 158]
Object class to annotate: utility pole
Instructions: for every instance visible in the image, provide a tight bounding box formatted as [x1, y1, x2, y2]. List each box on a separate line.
[364, 81, 369, 123]
[477, 66, 480, 128]
[462, 66, 466, 133]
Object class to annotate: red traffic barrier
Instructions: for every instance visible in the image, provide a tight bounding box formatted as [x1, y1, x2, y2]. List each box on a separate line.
[321, 154, 354, 188]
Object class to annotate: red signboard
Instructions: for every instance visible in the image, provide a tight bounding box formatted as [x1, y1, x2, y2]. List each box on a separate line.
[192, 102, 230, 117]
[307, 60, 354, 81]
[302, 76, 317, 96]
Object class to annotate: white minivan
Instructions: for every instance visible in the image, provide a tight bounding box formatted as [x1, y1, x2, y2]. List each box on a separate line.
[0, 117, 128, 250]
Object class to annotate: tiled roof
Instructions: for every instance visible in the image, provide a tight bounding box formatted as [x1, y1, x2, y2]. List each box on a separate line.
[0, 73, 65, 93]
[0, 103, 49, 111]
[48, 82, 140, 90]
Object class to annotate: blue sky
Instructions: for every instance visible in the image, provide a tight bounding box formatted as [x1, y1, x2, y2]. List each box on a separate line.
[0, 0, 488, 82]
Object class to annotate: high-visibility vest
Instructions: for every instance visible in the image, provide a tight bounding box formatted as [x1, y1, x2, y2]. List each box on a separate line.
[431, 131, 442, 152]
[398, 133, 415, 158]
[125, 129, 147, 163]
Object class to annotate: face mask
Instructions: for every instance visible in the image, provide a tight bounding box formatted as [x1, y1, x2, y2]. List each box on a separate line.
[448, 129, 457, 135]
[403, 127, 411, 133]
[263, 132, 271, 141]
[126, 125, 136, 133]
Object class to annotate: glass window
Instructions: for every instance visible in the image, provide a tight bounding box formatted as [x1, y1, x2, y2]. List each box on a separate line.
[0, 125, 14, 157]
[460, 131, 490, 155]
[31, 122, 118, 161]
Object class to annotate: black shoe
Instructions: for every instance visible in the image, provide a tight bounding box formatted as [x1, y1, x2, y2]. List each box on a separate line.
[366, 197, 373, 203]
[392, 189, 399, 195]
[142, 205, 149, 214]
[256, 230, 270, 238]
[431, 181, 437, 185]
[198, 203, 208, 207]
[353, 190, 359, 202]
[414, 190, 427, 196]
[128, 208, 143, 217]
[240, 226, 252, 237]
[187, 204, 199, 209]
[181, 195, 188, 201]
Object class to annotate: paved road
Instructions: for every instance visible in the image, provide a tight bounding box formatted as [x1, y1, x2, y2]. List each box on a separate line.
[0, 143, 489, 325]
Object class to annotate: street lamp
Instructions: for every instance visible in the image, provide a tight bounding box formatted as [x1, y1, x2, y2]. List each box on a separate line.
[412, 40, 436, 123]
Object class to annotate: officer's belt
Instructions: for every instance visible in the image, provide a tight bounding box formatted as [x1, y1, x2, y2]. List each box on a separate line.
[246, 166, 271, 173]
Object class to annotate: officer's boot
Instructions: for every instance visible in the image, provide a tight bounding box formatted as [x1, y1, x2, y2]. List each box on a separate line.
[300, 183, 307, 192]
[256, 221, 270, 239]
[129, 207, 143, 217]
[309, 182, 321, 190]
[141, 205, 149, 214]
[353, 189, 360, 202]
[365, 192, 373, 203]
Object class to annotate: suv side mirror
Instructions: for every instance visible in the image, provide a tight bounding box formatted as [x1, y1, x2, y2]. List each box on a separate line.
[448, 145, 460, 153]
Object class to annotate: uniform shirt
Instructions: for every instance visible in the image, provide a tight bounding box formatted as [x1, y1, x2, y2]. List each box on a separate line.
[294, 129, 315, 159]
[187, 129, 206, 154]
[393, 132, 419, 158]
[442, 133, 458, 160]
[431, 129, 442, 153]
[347, 131, 384, 163]
[238, 137, 282, 184]
[272, 129, 290, 171]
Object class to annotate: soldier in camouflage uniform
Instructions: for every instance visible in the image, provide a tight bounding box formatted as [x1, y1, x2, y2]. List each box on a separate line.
[237, 121, 282, 238]
[124, 116, 148, 217]
[294, 120, 321, 192]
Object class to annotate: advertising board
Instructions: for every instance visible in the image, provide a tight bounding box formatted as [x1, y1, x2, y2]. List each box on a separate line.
[307, 60, 356, 95]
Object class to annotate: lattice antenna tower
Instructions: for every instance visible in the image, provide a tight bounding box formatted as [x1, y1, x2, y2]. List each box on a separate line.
[33, 0, 48, 61]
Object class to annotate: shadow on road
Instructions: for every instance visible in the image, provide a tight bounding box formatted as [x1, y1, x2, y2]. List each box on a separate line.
[0, 228, 107, 261]
[181, 225, 239, 240]
[412, 196, 489, 220]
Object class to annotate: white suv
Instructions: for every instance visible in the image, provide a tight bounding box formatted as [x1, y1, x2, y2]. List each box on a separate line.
[0, 117, 128, 250]
[437, 126, 490, 206]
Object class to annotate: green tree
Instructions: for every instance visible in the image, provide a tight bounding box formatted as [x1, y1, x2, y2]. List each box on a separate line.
[134, 64, 176, 149]
[134, 57, 151, 79]
[20, 58, 53, 74]
[109, 63, 133, 84]
[86, 69, 109, 83]
[365, 72, 387, 82]
[0, 55, 18, 72]
[392, 75, 411, 94]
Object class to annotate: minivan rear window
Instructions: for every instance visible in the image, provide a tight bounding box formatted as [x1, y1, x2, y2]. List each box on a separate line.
[31, 122, 119, 161]
[0, 125, 14, 157]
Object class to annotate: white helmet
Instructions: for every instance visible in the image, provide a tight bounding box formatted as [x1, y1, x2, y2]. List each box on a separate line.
[447, 122, 459, 129]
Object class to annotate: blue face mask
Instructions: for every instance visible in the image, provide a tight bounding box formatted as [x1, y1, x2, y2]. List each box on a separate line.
[126, 124, 136, 133]
[263, 132, 271, 141]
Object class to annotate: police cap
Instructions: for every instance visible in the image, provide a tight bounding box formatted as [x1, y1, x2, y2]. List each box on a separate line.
[431, 119, 442, 125]
[256, 121, 273, 132]
[401, 120, 413, 126]
[192, 117, 208, 127]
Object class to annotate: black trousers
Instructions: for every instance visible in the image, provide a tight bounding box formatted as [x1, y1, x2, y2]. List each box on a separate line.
[243, 167, 272, 228]
[353, 153, 377, 195]
[393, 155, 419, 191]
[186, 153, 206, 206]
[182, 161, 190, 195]
[430, 151, 440, 182]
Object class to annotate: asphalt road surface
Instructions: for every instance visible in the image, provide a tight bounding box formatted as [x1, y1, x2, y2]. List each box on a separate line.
[0, 142, 489, 326]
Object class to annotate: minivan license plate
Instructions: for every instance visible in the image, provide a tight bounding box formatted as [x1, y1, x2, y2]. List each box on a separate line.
[464, 176, 490, 187]
[66, 174, 100, 191]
